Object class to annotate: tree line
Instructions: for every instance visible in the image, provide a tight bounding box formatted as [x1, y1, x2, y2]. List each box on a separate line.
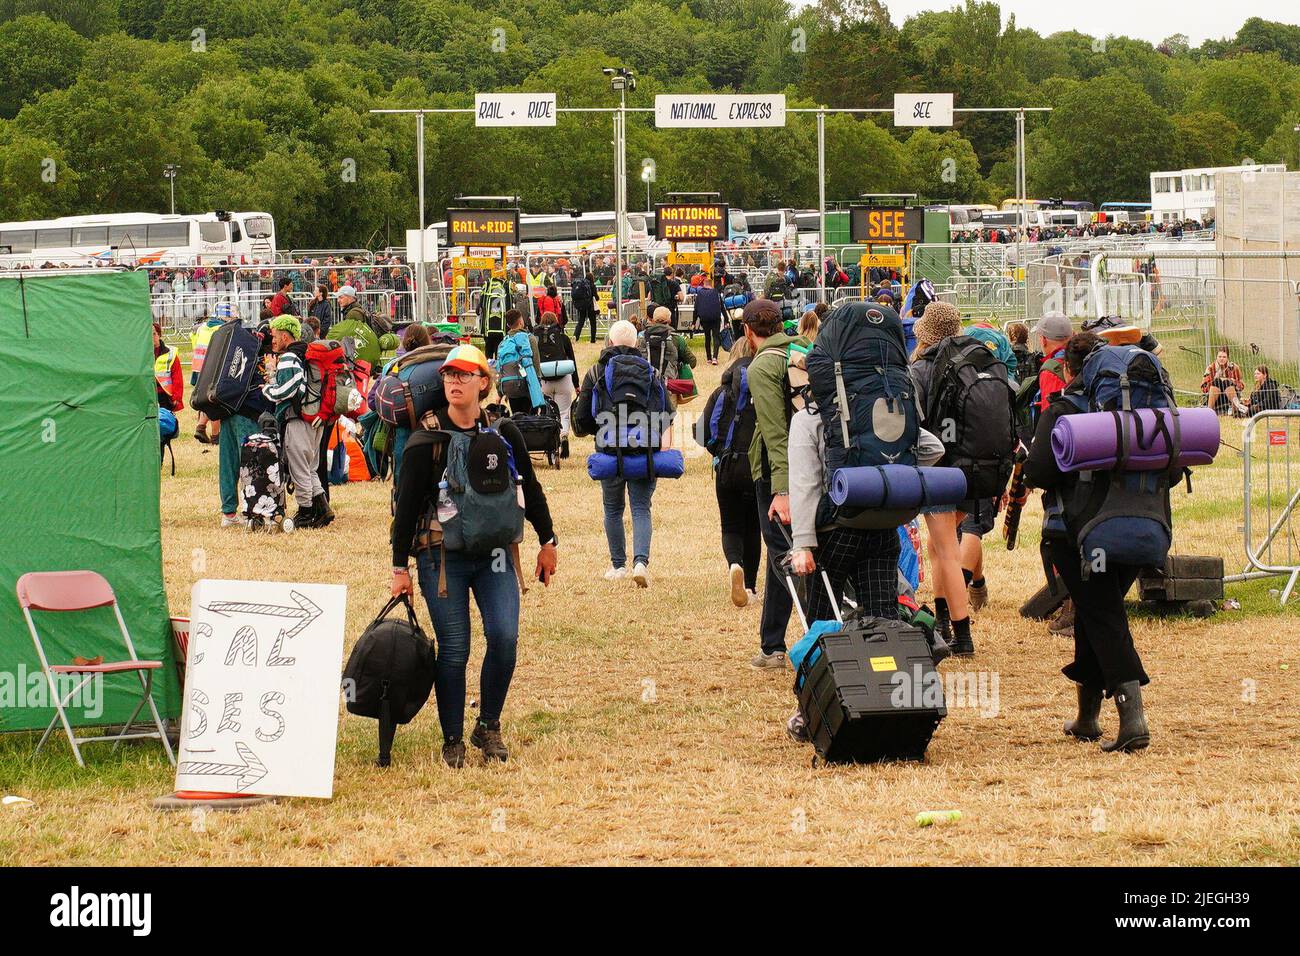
[2, 0, 1300, 248]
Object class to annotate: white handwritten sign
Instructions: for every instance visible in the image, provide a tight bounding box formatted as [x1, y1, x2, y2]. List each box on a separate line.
[475, 92, 557, 127]
[893, 93, 954, 127]
[655, 94, 786, 128]
[176, 580, 347, 799]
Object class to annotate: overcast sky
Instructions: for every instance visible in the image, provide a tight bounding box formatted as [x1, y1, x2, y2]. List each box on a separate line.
[863, 1, 1300, 46]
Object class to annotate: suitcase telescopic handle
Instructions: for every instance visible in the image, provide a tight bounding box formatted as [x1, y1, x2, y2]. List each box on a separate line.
[773, 521, 843, 627]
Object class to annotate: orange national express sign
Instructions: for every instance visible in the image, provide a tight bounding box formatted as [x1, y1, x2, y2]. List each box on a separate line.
[655, 204, 728, 242]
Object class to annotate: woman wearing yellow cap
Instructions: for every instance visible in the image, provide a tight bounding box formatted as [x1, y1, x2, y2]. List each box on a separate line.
[389, 343, 559, 768]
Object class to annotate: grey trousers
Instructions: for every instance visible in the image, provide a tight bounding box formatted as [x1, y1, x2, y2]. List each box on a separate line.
[540, 376, 577, 436]
[283, 418, 325, 507]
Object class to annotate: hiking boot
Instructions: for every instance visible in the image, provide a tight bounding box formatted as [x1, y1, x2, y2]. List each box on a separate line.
[1049, 599, 1074, 637]
[313, 493, 335, 527]
[785, 709, 810, 744]
[934, 610, 953, 647]
[729, 564, 747, 607]
[470, 720, 509, 762]
[949, 619, 974, 657]
[194, 424, 210, 444]
[1063, 684, 1104, 741]
[292, 502, 319, 529]
[603, 566, 628, 581]
[1101, 681, 1150, 753]
[560, 438, 570, 460]
[751, 650, 787, 670]
[441, 739, 466, 769]
[632, 562, 650, 588]
[968, 580, 989, 612]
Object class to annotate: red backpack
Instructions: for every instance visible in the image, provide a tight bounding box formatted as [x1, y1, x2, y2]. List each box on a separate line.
[300, 340, 349, 425]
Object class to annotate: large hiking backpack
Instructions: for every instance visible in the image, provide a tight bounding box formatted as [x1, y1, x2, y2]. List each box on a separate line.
[326, 317, 382, 371]
[440, 424, 526, 556]
[806, 303, 920, 529]
[495, 332, 535, 402]
[1049, 345, 1180, 574]
[926, 335, 1017, 503]
[342, 594, 435, 767]
[699, 358, 756, 492]
[479, 278, 510, 333]
[299, 340, 351, 425]
[591, 351, 668, 469]
[191, 321, 261, 421]
[1014, 352, 1062, 442]
[641, 325, 680, 381]
[373, 342, 452, 429]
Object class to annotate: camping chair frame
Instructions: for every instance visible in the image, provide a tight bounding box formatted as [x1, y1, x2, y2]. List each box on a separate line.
[16, 571, 176, 768]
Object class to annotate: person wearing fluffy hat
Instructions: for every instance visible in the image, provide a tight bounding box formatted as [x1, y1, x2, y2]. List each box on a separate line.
[908, 298, 976, 657]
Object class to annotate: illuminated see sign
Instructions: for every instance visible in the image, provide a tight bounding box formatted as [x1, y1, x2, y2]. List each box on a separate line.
[849, 207, 924, 244]
[655, 204, 728, 242]
[447, 208, 520, 247]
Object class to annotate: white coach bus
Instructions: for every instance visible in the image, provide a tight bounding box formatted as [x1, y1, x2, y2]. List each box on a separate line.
[0, 211, 276, 268]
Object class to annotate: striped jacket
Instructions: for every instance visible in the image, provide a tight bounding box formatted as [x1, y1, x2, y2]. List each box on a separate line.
[262, 346, 307, 424]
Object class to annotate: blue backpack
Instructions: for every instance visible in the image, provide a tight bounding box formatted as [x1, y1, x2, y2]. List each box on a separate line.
[805, 302, 920, 529]
[590, 351, 668, 476]
[700, 359, 755, 491]
[1049, 345, 1179, 577]
[495, 333, 535, 403]
[158, 406, 178, 475]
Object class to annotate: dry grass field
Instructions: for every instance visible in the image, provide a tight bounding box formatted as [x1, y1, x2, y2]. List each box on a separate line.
[2, 339, 1298, 866]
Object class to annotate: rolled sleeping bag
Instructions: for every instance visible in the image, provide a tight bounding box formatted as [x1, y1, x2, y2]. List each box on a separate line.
[587, 450, 686, 481]
[538, 359, 576, 378]
[829, 464, 968, 510]
[723, 294, 748, 310]
[1051, 406, 1220, 473]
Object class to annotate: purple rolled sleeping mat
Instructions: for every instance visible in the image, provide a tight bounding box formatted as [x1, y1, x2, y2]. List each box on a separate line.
[829, 464, 968, 509]
[587, 450, 685, 480]
[1051, 407, 1220, 473]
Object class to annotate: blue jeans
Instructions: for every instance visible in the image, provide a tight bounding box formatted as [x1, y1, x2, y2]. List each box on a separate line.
[601, 476, 656, 568]
[416, 547, 520, 742]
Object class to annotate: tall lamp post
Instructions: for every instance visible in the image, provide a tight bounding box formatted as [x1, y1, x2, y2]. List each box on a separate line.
[162, 164, 179, 215]
[602, 66, 635, 318]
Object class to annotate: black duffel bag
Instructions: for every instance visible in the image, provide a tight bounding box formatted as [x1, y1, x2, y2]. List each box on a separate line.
[342, 594, 435, 767]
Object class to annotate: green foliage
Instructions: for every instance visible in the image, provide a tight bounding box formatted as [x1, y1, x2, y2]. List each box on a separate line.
[3, 3, 1300, 246]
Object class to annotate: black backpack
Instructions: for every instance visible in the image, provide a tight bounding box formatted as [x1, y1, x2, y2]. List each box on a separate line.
[536, 324, 567, 365]
[926, 335, 1017, 506]
[341, 595, 434, 767]
[641, 324, 680, 380]
[571, 275, 593, 304]
[806, 303, 920, 529]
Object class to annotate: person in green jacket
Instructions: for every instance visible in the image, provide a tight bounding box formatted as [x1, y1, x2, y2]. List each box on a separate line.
[741, 298, 811, 670]
[641, 307, 698, 411]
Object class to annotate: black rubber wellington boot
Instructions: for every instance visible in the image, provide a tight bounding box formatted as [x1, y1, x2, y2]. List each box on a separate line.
[1101, 680, 1150, 753]
[1063, 684, 1103, 741]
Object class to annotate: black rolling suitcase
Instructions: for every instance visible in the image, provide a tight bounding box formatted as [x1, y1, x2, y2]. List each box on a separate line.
[784, 563, 946, 765]
[192, 322, 263, 421]
[509, 398, 562, 468]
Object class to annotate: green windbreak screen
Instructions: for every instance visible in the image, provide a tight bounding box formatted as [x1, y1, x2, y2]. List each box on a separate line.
[0, 271, 179, 732]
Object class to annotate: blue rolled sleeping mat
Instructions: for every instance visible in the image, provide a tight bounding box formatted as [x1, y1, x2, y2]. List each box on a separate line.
[829, 464, 968, 510]
[587, 449, 685, 480]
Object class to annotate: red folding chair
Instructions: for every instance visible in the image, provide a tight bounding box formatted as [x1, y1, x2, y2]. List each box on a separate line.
[16, 571, 176, 767]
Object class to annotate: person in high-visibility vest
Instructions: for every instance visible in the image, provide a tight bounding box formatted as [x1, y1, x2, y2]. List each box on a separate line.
[153, 323, 184, 412]
[477, 275, 513, 360]
[190, 304, 230, 443]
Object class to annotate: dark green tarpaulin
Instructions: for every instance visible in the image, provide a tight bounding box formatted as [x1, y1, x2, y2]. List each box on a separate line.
[0, 270, 180, 732]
